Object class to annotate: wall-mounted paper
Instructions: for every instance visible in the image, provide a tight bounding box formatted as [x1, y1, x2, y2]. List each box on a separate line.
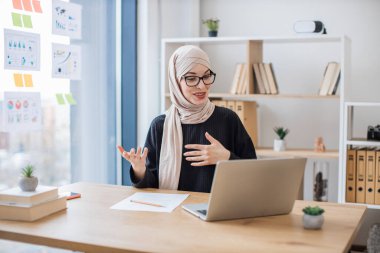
[32, 0, 42, 13]
[4, 29, 40, 71]
[23, 74, 33, 87]
[2, 92, 42, 132]
[22, 15, 33, 28]
[11, 13, 23, 27]
[52, 0, 82, 39]
[55, 94, 65, 105]
[65, 93, 77, 105]
[52, 43, 81, 80]
[12, 0, 23, 10]
[22, 0, 33, 11]
[13, 73, 24, 87]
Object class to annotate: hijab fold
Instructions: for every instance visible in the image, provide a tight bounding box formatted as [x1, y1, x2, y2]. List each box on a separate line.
[159, 46, 215, 190]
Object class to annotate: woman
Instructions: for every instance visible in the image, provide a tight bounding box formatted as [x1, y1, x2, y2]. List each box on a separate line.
[118, 45, 256, 193]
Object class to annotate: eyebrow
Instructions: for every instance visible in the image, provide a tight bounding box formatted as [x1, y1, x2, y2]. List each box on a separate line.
[184, 70, 211, 76]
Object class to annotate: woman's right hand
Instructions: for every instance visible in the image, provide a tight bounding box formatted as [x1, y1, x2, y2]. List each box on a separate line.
[117, 145, 148, 180]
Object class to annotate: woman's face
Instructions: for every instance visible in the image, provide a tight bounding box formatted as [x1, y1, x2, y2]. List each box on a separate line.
[179, 64, 213, 105]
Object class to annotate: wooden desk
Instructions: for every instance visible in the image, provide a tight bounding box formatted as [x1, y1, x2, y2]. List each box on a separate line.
[0, 182, 366, 253]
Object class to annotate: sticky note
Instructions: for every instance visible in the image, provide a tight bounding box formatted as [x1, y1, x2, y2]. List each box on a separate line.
[13, 74, 24, 87]
[11, 13, 23, 27]
[12, 0, 23, 10]
[23, 74, 33, 87]
[22, 15, 33, 28]
[22, 0, 33, 11]
[56, 94, 65, 105]
[32, 0, 42, 13]
[65, 94, 77, 105]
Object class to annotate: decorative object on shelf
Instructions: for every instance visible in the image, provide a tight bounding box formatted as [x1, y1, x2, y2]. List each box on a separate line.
[367, 125, 380, 141]
[367, 223, 380, 253]
[293, 20, 327, 34]
[302, 206, 325, 230]
[202, 18, 219, 37]
[19, 164, 38, 192]
[273, 127, 289, 151]
[314, 137, 326, 152]
[313, 161, 329, 202]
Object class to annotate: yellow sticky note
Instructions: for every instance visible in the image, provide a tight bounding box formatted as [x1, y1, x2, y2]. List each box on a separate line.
[56, 94, 65, 105]
[23, 74, 33, 87]
[13, 73, 24, 87]
[11, 13, 23, 27]
[22, 15, 33, 28]
[65, 94, 77, 105]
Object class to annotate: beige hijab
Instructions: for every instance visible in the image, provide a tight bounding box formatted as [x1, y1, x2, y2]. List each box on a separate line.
[159, 45, 215, 189]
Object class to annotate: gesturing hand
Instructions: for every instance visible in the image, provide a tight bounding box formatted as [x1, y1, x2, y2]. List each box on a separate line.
[184, 132, 230, 167]
[117, 145, 148, 180]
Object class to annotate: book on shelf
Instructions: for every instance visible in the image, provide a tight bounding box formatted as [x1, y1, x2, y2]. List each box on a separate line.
[0, 185, 58, 207]
[0, 195, 67, 221]
[346, 147, 357, 203]
[264, 63, 278, 94]
[253, 63, 265, 94]
[237, 64, 248, 95]
[259, 63, 271, 94]
[319, 62, 340, 96]
[230, 63, 243, 94]
[356, 148, 367, 203]
[327, 63, 341, 95]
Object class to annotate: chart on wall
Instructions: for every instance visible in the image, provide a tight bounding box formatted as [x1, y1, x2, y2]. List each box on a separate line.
[4, 29, 40, 71]
[1, 92, 42, 132]
[52, 43, 81, 80]
[52, 0, 82, 39]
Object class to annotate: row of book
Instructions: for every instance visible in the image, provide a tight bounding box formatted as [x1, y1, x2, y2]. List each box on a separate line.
[0, 185, 67, 221]
[230, 63, 278, 95]
[213, 100, 257, 146]
[346, 147, 380, 205]
[318, 62, 341, 96]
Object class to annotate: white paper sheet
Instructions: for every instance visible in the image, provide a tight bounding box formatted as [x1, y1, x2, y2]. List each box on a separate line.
[52, 0, 82, 39]
[2, 92, 42, 132]
[52, 43, 81, 80]
[4, 29, 40, 71]
[110, 192, 189, 213]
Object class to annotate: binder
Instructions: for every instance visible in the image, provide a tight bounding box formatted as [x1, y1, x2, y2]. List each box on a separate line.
[235, 101, 257, 146]
[375, 150, 380, 205]
[345, 148, 357, 203]
[356, 149, 367, 203]
[226, 100, 236, 112]
[365, 150, 376, 204]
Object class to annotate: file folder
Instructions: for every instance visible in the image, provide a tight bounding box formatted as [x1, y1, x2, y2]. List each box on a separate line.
[356, 150, 366, 203]
[235, 101, 257, 146]
[346, 148, 356, 203]
[365, 150, 376, 204]
[375, 150, 380, 205]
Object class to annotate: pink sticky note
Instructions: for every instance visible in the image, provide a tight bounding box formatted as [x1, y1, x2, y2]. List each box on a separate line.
[32, 0, 42, 13]
[12, 0, 23, 10]
[22, 0, 33, 11]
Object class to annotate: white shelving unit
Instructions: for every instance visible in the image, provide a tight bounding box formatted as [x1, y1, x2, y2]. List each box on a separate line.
[161, 35, 347, 202]
[340, 102, 380, 209]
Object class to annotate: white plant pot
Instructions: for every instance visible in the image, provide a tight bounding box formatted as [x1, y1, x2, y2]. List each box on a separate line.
[303, 214, 324, 230]
[273, 139, 286, 151]
[19, 176, 38, 191]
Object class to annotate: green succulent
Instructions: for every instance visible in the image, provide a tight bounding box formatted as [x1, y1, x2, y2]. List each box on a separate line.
[273, 127, 289, 140]
[21, 164, 35, 178]
[302, 206, 325, 216]
[202, 18, 219, 31]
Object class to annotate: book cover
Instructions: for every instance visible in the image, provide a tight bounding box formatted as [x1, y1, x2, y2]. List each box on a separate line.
[0, 195, 66, 221]
[253, 63, 265, 94]
[264, 63, 278, 94]
[0, 185, 58, 207]
[319, 62, 336, 96]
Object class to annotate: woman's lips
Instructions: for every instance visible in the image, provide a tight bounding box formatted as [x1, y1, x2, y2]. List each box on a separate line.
[193, 92, 206, 99]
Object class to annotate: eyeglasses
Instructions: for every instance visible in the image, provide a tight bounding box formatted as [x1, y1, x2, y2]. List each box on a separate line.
[181, 71, 216, 87]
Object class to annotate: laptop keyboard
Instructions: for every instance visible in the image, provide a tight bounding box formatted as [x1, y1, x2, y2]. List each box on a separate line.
[198, 209, 207, 215]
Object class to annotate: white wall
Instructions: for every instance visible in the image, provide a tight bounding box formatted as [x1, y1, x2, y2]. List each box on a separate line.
[138, 0, 380, 246]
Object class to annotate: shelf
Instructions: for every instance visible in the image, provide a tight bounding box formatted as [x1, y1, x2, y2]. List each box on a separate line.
[256, 148, 339, 159]
[344, 202, 380, 210]
[345, 102, 380, 107]
[346, 138, 380, 147]
[165, 93, 340, 100]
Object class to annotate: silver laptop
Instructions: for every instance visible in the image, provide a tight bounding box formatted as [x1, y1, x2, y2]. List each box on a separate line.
[182, 158, 306, 221]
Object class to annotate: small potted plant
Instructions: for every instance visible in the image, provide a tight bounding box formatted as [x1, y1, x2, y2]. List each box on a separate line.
[273, 127, 289, 151]
[302, 206, 325, 230]
[19, 164, 38, 191]
[202, 18, 219, 37]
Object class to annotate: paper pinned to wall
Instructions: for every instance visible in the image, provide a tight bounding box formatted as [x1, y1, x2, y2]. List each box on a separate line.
[4, 29, 40, 71]
[23, 74, 33, 87]
[12, 0, 23, 10]
[13, 73, 24, 87]
[32, 0, 43, 13]
[22, 0, 33, 11]
[52, 0, 82, 39]
[52, 43, 81, 80]
[22, 15, 33, 28]
[2, 92, 42, 132]
[11, 13, 23, 27]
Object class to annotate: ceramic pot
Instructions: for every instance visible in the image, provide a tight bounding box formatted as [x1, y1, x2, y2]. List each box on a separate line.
[303, 214, 324, 229]
[208, 31, 218, 37]
[19, 176, 38, 191]
[273, 139, 286, 151]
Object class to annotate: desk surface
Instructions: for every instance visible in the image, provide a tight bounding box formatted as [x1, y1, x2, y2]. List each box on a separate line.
[0, 182, 366, 253]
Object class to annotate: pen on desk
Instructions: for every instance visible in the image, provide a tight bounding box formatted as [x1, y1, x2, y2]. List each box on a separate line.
[130, 199, 165, 208]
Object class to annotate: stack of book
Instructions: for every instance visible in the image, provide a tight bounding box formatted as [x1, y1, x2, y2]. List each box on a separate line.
[0, 185, 67, 221]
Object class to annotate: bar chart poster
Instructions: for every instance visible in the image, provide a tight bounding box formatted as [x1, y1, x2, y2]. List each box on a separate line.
[52, 0, 82, 39]
[4, 29, 40, 71]
[2, 92, 42, 132]
[52, 43, 81, 80]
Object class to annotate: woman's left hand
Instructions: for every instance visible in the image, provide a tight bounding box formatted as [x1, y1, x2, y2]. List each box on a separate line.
[184, 132, 230, 166]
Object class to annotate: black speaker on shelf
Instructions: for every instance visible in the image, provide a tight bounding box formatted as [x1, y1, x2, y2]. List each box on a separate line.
[367, 125, 380, 141]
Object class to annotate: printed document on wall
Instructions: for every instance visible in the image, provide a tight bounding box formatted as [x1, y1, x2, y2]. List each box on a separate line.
[4, 29, 40, 71]
[2, 92, 42, 132]
[52, 0, 82, 39]
[52, 43, 81, 80]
